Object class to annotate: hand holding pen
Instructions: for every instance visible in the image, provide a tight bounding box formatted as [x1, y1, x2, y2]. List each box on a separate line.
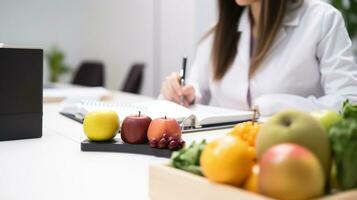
[160, 57, 196, 107]
[179, 57, 187, 105]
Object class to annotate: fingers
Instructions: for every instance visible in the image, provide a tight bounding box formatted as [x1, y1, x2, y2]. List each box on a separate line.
[161, 73, 182, 103]
[161, 72, 196, 106]
[182, 85, 196, 106]
[169, 73, 183, 97]
[162, 81, 180, 102]
[182, 99, 192, 107]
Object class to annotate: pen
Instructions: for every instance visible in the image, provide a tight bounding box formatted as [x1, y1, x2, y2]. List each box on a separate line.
[179, 57, 187, 105]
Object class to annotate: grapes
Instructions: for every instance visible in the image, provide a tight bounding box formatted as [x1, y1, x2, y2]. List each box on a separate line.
[168, 140, 179, 150]
[162, 133, 169, 140]
[149, 133, 185, 150]
[158, 137, 169, 148]
[180, 140, 185, 146]
[149, 139, 158, 148]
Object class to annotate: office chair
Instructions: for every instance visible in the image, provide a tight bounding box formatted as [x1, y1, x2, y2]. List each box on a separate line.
[72, 61, 105, 87]
[121, 63, 145, 94]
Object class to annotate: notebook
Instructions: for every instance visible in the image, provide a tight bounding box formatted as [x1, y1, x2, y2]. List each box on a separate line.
[60, 100, 253, 132]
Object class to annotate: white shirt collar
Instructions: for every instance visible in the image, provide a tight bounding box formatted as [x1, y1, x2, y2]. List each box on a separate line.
[237, 4, 302, 33]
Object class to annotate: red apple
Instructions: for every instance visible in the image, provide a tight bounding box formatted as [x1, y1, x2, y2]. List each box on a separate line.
[121, 111, 152, 144]
[259, 143, 325, 200]
[147, 116, 184, 149]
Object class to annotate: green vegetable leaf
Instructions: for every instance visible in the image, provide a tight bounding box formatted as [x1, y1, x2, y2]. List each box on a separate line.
[171, 140, 207, 176]
[342, 100, 357, 120]
[329, 119, 357, 190]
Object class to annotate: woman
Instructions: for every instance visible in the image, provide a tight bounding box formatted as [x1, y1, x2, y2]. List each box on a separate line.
[161, 0, 357, 116]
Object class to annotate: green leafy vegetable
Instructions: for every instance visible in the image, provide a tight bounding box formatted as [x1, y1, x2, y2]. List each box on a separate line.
[342, 100, 357, 120]
[329, 100, 357, 190]
[329, 119, 357, 190]
[171, 140, 206, 176]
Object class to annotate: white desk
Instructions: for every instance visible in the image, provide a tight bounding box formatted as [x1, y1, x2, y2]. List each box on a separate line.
[0, 91, 227, 200]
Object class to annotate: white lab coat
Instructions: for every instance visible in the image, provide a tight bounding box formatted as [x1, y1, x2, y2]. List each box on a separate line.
[187, 0, 357, 116]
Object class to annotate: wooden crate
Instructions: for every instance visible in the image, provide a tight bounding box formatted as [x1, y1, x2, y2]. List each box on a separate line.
[149, 164, 357, 200]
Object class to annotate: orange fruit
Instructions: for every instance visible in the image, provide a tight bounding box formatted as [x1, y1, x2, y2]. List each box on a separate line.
[243, 164, 260, 193]
[200, 135, 255, 187]
[229, 121, 262, 147]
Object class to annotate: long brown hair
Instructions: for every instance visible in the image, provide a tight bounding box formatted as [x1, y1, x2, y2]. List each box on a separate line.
[212, 0, 297, 80]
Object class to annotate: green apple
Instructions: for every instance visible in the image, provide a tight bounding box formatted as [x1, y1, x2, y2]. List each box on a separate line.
[83, 110, 119, 141]
[311, 110, 342, 131]
[256, 109, 331, 177]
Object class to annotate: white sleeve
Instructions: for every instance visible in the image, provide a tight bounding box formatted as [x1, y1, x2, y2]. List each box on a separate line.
[254, 9, 357, 116]
[187, 35, 214, 105]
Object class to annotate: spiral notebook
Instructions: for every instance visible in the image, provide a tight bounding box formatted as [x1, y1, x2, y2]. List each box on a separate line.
[60, 100, 253, 132]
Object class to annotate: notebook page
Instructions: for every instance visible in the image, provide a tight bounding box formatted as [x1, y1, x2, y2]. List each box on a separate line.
[132, 100, 193, 121]
[190, 104, 253, 125]
[77, 101, 147, 121]
[61, 100, 193, 122]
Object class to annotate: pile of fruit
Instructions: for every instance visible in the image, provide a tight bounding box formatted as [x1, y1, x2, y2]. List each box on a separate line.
[82, 111, 185, 150]
[171, 100, 357, 200]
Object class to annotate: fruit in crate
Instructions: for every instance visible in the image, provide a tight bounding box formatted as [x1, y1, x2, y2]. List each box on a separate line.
[330, 161, 339, 190]
[121, 111, 152, 144]
[256, 109, 331, 176]
[200, 135, 255, 187]
[243, 164, 259, 193]
[311, 109, 342, 131]
[259, 143, 325, 200]
[83, 110, 119, 141]
[229, 121, 261, 147]
[147, 117, 184, 150]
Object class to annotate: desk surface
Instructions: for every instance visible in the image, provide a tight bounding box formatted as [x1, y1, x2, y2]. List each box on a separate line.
[0, 91, 228, 200]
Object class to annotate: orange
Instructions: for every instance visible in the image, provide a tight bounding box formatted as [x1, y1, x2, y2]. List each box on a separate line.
[229, 121, 262, 147]
[200, 135, 255, 187]
[243, 164, 260, 193]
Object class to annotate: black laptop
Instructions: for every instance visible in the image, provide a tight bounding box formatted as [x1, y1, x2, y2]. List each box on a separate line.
[0, 47, 43, 141]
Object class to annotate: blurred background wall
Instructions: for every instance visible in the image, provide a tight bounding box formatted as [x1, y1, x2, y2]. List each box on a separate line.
[0, 0, 355, 96]
[154, 0, 217, 95]
[0, 0, 216, 96]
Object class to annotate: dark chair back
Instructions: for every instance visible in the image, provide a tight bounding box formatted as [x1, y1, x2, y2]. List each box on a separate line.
[72, 62, 105, 87]
[121, 63, 145, 94]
